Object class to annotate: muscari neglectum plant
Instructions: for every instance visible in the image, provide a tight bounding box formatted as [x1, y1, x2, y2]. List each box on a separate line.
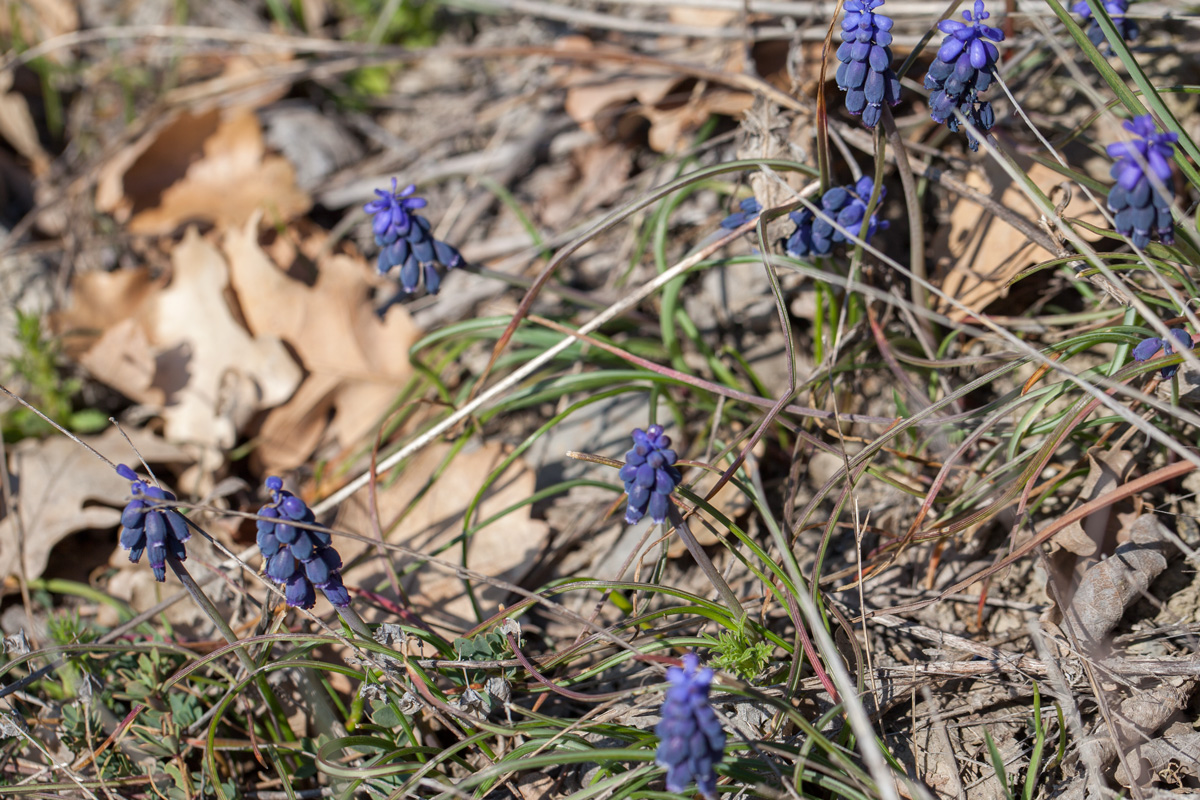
[719, 197, 762, 230]
[366, 178, 464, 295]
[924, 0, 1004, 150]
[257, 476, 351, 609]
[1106, 114, 1178, 249]
[117, 463, 190, 582]
[1073, 0, 1139, 50]
[655, 653, 726, 799]
[835, 0, 901, 129]
[1133, 328, 1193, 378]
[785, 176, 887, 258]
[619, 424, 681, 526]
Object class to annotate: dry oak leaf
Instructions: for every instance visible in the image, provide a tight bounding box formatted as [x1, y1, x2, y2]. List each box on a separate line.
[335, 440, 550, 629]
[224, 216, 421, 470]
[559, 37, 753, 154]
[0, 72, 50, 173]
[932, 160, 1105, 321]
[95, 106, 310, 235]
[53, 230, 303, 474]
[0, 427, 186, 587]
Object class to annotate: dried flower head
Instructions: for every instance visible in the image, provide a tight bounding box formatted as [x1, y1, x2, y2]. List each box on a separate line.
[618, 425, 681, 525]
[1107, 115, 1178, 249]
[655, 654, 726, 799]
[365, 179, 463, 295]
[836, 0, 902, 128]
[257, 477, 351, 609]
[116, 464, 190, 582]
[924, 0, 1004, 150]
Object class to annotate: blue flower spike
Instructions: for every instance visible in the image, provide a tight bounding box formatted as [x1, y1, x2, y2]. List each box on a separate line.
[364, 179, 463, 295]
[618, 425, 681, 526]
[257, 478, 351, 609]
[116, 465, 190, 582]
[785, 176, 887, 258]
[718, 197, 763, 230]
[655, 653, 726, 799]
[1072, 0, 1138, 50]
[1133, 328, 1193, 378]
[836, 0, 901, 128]
[1107, 115, 1178, 249]
[924, 0, 1004, 150]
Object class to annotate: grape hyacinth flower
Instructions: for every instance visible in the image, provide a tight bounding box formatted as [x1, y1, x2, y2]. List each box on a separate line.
[618, 425, 681, 526]
[1107, 115, 1178, 249]
[836, 0, 901, 128]
[1073, 0, 1138, 50]
[364, 178, 463, 295]
[257, 477, 351, 609]
[785, 176, 887, 258]
[117, 464, 190, 582]
[924, 0, 1004, 151]
[655, 654, 726, 799]
[1133, 328, 1193, 378]
[718, 197, 762, 229]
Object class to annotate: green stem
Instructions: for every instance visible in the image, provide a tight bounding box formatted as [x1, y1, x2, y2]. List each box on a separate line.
[666, 505, 745, 623]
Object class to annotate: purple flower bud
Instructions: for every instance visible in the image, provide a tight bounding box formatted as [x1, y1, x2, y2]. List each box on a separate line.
[836, 0, 900, 128]
[718, 197, 763, 229]
[621, 425, 681, 525]
[1106, 116, 1178, 248]
[366, 178, 463, 297]
[923, 0, 1003, 150]
[655, 654, 725, 798]
[1072, 0, 1138, 51]
[116, 469, 189, 582]
[785, 178, 888, 258]
[256, 478, 351, 610]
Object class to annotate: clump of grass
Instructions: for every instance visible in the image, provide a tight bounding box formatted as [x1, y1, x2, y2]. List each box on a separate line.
[3, 3, 1199, 799]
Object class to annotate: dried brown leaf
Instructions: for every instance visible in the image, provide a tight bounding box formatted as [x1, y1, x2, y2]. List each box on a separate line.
[0, 72, 49, 172]
[1067, 515, 1169, 642]
[95, 107, 310, 235]
[1053, 446, 1134, 556]
[1115, 732, 1200, 787]
[224, 216, 421, 470]
[53, 230, 304, 476]
[335, 440, 549, 629]
[933, 161, 1105, 321]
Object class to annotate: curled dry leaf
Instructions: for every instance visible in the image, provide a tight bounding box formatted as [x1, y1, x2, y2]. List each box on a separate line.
[224, 216, 421, 470]
[335, 440, 550, 629]
[53, 229, 303, 476]
[1115, 731, 1200, 787]
[559, 36, 753, 153]
[1052, 446, 1135, 557]
[0, 72, 50, 173]
[95, 107, 311, 235]
[0, 427, 187, 587]
[1067, 514, 1169, 642]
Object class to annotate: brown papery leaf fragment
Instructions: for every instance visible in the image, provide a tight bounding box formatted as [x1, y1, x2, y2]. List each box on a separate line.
[1066, 514, 1169, 642]
[335, 440, 550, 630]
[224, 216, 420, 471]
[51, 230, 304, 480]
[95, 107, 310, 235]
[1115, 732, 1200, 787]
[1052, 446, 1135, 557]
[932, 160, 1105, 321]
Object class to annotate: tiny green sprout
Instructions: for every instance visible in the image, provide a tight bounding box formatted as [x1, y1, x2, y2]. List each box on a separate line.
[705, 623, 774, 681]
